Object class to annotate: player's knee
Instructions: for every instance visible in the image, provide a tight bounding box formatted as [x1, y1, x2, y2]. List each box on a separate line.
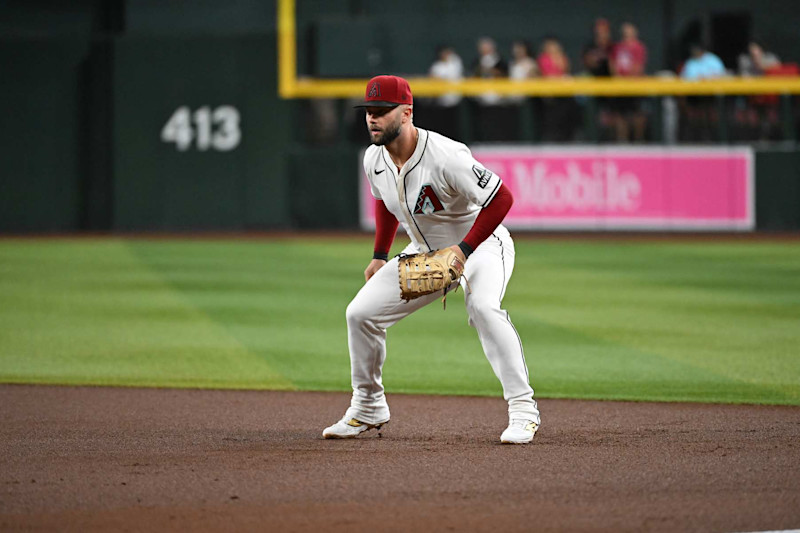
[345, 299, 370, 327]
[466, 297, 502, 325]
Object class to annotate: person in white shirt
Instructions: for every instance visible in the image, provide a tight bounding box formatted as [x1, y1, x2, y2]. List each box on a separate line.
[510, 40, 539, 80]
[738, 42, 780, 77]
[508, 40, 539, 104]
[429, 45, 464, 107]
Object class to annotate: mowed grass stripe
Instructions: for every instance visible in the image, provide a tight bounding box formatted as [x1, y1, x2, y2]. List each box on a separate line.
[508, 241, 800, 403]
[0, 237, 798, 405]
[123, 240, 362, 392]
[0, 240, 292, 389]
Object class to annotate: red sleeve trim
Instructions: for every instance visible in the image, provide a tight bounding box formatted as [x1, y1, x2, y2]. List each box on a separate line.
[374, 199, 399, 256]
[462, 182, 514, 252]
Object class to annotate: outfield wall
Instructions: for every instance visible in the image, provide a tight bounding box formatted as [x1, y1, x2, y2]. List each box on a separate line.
[1, 33, 799, 233]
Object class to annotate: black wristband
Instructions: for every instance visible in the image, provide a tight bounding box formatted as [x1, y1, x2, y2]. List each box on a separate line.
[373, 252, 389, 261]
[457, 241, 474, 258]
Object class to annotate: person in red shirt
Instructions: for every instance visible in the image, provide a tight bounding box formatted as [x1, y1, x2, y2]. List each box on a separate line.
[537, 37, 570, 77]
[609, 22, 648, 141]
[536, 37, 577, 141]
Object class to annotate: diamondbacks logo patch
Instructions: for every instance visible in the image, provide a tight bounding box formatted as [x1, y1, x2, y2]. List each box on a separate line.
[414, 185, 444, 215]
[368, 82, 380, 98]
[472, 165, 492, 189]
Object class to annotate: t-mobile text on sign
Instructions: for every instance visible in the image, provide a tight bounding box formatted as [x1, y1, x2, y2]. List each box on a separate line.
[471, 146, 753, 230]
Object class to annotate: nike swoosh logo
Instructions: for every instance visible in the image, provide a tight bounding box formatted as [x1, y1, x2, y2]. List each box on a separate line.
[375, 168, 385, 174]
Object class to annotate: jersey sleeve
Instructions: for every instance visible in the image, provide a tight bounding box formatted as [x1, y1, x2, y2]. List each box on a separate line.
[442, 147, 502, 207]
[363, 147, 382, 200]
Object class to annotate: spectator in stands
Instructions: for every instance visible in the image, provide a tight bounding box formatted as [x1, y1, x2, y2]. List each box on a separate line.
[425, 45, 464, 139]
[510, 40, 539, 80]
[582, 18, 613, 77]
[680, 43, 726, 80]
[473, 37, 507, 78]
[610, 22, 647, 78]
[508, 40, 538, 105]
[537, 36, 577, 141]
[738, 41, 780, 76]
[471, 37, 516, 140]
[429, 45, 464, 107]
[537, 36, 570, 77]
[679, 44, 726, 141]
[582, 18, 614, 140]
[609, 22, 648, 142]
[472, 37, 507, 106]
[737, 41, 783, 140]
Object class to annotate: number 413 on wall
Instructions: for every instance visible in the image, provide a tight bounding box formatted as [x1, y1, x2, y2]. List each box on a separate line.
[161, 106, 241, 151]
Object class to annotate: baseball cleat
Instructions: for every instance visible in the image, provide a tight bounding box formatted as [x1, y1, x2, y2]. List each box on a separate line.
[322, 417, 389, 439]
[500, 419, 539, 444]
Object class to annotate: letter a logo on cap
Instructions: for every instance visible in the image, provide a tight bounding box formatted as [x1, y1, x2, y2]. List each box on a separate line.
[354, 75, 412, 108]
[368, 83, 380, 98]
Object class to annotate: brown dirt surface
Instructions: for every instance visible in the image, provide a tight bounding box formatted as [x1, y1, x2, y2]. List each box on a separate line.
[1, 385, 799, 532]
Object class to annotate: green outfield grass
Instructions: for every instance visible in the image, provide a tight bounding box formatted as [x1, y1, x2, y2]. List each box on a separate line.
[1, 237, 798, 405]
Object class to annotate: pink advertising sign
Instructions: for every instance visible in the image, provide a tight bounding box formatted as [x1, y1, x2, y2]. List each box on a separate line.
[360, 146, 754, 231]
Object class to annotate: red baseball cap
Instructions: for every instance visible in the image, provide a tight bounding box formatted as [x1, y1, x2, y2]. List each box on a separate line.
[354, 75, 413, 108]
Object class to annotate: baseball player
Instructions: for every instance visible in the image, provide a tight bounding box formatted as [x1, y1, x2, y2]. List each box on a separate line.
[323, 75, 540, 444]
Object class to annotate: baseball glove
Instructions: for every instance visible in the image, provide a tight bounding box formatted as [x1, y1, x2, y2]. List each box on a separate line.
[398, 248, 466, 308]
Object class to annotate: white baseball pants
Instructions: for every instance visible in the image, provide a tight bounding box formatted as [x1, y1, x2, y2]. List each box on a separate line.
[344, 231, 540, 425]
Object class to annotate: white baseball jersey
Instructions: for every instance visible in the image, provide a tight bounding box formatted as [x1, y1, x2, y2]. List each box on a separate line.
[363, 128, 507, 251]
[343, 126, 540, 432]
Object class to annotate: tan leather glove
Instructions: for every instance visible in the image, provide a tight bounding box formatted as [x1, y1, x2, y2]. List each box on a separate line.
[398, 248, 466, 308]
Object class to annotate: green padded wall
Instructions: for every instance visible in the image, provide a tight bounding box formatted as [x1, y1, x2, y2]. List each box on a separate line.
[755, 150, 800, 231]
[0, 39, 89, 232]
[112, 34, 291, 230]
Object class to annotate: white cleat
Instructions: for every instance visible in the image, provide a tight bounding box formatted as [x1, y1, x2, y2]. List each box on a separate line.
[500, 419, 539, 444]
[322, 416, 389, 439]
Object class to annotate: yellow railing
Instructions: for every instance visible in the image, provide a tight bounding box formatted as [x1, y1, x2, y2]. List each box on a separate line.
[278, 0, 800, 98]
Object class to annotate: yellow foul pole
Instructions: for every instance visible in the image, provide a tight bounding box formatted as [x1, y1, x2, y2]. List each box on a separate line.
[277, 0, 297, 98]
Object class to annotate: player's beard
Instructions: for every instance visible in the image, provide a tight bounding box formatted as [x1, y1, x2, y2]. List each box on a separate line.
[370, 117, 402, 146]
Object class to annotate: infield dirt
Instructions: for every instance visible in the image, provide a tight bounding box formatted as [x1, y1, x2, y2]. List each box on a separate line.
[1, 385, 799, 532]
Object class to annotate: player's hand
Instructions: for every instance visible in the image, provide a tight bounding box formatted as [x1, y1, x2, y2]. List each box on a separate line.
[448, 245, 467, 264]
[364, 259, 387, 281]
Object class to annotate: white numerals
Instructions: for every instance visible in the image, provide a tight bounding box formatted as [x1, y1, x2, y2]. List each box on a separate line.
[161, 106, 193, 151]
[211, 106, 241, 151]
[161, 106, 241, 152]
[193, 107, 212, 150]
